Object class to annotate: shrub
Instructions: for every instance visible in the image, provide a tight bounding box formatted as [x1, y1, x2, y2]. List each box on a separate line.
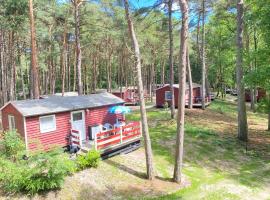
[0, 150, 76, 195]
[76, 150, 100, 170]
[1, 130, 25, 159]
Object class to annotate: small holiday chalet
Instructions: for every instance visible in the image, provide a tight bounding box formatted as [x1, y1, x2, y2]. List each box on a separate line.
[155, 83, 211, 108]
[112, 87, 140, 105]
[0, 93, 141, 153]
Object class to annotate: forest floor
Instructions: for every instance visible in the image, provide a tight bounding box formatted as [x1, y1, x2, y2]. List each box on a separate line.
[1, 97, 270, 200]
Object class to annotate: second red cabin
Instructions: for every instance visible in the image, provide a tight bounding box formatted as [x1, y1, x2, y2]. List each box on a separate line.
[155, 83, 211, 108]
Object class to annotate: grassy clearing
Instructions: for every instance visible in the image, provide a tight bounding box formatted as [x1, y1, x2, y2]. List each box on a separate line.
[128, 100, 270, 200]
[1, 100, 269, 200]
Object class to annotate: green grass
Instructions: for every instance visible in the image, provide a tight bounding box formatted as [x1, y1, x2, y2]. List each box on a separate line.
[127, 101, 270, 200]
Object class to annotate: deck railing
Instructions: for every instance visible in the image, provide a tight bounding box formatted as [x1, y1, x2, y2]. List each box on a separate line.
[95, 121, 141, 150]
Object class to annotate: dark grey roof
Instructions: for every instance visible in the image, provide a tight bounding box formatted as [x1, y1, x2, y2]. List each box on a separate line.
[9, 92, 124, 117]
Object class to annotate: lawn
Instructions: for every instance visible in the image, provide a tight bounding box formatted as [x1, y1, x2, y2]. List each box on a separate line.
[128, 99, 270, 200]
[0, 99, 269, 200]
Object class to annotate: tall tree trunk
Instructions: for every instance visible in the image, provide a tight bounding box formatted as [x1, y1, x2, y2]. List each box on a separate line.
[268, 111, 270, 131]
[73, 0, 83, 95]
[268, 94, 270, 131]
[174, 0, 188, 184]
[67, 42, 71, 92]
[17, 45, 26, 100]
[196, 10, 201, 80]
[0, 30, 7, 104]
[73, 43, 77, 92]
[201, 0, 206, 109]
[236, 0, 248, 141]
[168, 0, 175, 118]
[187, 46, 193, 109]
[9, 31, 16, 101]
[29, 0, 40, 99]
[123, 0, 154, 180]
[161, 59, 165, 85]
[61, 24, 67, 96]
[252, 29, 258, 112]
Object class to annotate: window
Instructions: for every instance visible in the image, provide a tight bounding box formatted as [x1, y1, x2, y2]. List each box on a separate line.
[72, 112, 83, 121]
[39, 115, 56, 133]
[165, 91, 172, 101]
[8, 115, 15, 130]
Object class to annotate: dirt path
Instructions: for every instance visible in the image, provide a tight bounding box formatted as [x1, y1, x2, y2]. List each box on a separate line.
[1, 149, 183, 200]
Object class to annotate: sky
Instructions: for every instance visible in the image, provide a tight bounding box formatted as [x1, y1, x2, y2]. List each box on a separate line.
[129, 0, 158, 9]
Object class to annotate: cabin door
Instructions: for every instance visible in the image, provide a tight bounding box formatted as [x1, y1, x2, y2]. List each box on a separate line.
[71, 111, 86, 142]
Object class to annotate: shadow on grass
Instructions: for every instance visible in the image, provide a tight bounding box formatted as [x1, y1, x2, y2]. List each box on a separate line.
[127, 101, 270, 200]
[145, 107, 270, 189]
[104, 159, 147, 179]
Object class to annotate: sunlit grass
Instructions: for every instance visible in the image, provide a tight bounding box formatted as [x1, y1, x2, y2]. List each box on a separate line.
[127, 100, 270, 200]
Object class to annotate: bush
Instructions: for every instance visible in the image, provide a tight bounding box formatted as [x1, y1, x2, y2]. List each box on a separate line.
[0, 150, 76, 195]
[1, 130, 25, 159]
[76, 150, 100, 170]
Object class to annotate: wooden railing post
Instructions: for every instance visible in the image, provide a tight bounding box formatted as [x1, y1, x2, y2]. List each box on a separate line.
[94, 132, 97, 150]
[120, 127, 123, 144]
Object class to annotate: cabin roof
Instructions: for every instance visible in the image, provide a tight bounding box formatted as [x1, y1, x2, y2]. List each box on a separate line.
[156, 83, 201, 90]
[2, 92, 124, 117]
[111, 86, 138, 93]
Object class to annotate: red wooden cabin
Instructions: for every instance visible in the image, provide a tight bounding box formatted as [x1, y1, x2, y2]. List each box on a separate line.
[112, 87, 141, 105]
[245, 88, 266, 102]
[0, 93, 141, 153]
[155, 83, 211, 108]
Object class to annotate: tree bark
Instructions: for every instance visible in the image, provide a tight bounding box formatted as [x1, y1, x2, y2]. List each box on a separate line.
[186, 46, 193, 109]
[61, 23, 68, 96]
[201, 0, 206, 109]
[29, 0, 40, 99]
[123, 0, 154, 180]
[73, 0, 83, 95]
[161, 59, 165, 85]
[168, 0, 176, 118]
[236, 0, 248, 141]
[268, 111, 270, 131]
[174, 0, 188, 184]
[0, 30, 7, 104]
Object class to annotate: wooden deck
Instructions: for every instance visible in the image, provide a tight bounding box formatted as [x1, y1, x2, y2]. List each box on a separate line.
[77, 121, 142, 153]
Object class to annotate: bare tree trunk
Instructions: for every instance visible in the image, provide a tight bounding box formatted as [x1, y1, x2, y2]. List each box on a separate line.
[186, 46, 193, 109]
[168, 0, 175, 118]
[0, 30, 7, 104]
[72, 0, 83, 95]
[73, 43, 77, 92]
[268, 111, 270, 131]
[201, 0, 206, 109]
[252, 29, 258, 112]
[236, 0, 248, 141]
[61, 24, 67, 96]
[123, 0, 154, 180]
[67, 43, 71, 92]
[174, 0, 188, 184]
[9, 31, 16, 101]
[29, 0, 40, 99]
[18, 45, 26, 100]
[196, 10, 201, 80]
[161, 59, 165, 85]
[268, 94, 270, 131]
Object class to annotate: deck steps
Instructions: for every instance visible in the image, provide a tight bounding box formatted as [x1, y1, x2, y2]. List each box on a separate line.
[78, 140, 141, 160]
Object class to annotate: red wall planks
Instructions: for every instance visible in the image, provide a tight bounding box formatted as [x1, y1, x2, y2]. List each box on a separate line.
[1, 104, 25, 138]
[155, 85, 202, 108]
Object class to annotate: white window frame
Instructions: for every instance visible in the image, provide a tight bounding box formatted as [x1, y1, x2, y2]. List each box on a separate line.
[8, 115, 16, 130]
[165, 91, 172, 101]
[39, 115, 56, 133]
